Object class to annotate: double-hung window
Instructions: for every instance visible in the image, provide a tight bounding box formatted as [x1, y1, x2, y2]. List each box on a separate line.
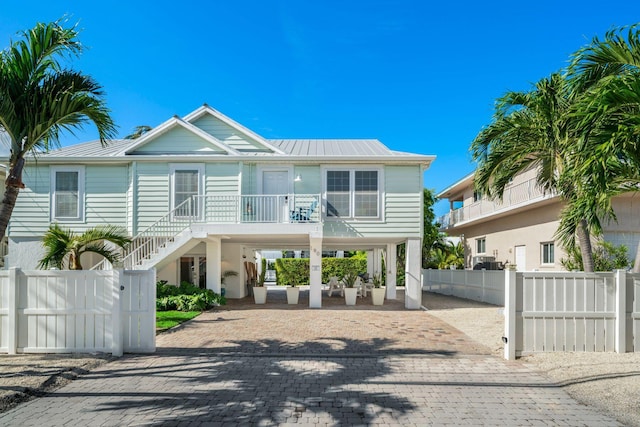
[326, 169, 381, 219]
[476, 238, 486, 254]
[51, 166, 84, 221]
[541, 242, 555, 264]
[170, 164, 204, 218]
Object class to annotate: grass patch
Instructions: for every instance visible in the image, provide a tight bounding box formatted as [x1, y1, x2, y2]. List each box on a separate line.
[156, 311, 200, 333]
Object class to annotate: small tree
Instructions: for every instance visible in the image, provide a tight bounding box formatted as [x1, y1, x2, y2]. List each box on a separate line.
[561, 241, 632, 271]
[38, 224, 131, 270]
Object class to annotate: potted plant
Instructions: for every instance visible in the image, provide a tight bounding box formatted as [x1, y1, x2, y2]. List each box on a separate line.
[371, 272, 385, 305]
[286, 275, 300, 304]
[342, 271, 359, 306]
[253, 259, 268, 304]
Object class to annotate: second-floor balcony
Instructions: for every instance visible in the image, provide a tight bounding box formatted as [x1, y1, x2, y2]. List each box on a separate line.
[438, 177, 555, 229]
[173, 194, 321, 224]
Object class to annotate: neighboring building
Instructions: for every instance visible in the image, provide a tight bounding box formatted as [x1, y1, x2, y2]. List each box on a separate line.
[437, 168, 640, 271]
[6, 105, 434, 308]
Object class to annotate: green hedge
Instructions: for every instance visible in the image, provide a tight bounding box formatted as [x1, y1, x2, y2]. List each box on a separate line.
[275, 257, 367, 286]
[156, 281, 226, 311]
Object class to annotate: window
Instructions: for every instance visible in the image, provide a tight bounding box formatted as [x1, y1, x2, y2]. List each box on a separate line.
[542, 242, 555, 264]
[326, 169, 380, 219]
[473, 190, 482, 202]
[476, 238, 486, 254]
[171, 164, 203, 218]
[51, 166, 84, 221]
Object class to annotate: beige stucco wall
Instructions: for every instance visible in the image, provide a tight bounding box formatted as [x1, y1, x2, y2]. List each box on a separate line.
[456, 201, 567, 271]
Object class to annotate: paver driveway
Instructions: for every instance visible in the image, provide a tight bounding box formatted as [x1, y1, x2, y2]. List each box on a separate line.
[0, 290, 620, 426]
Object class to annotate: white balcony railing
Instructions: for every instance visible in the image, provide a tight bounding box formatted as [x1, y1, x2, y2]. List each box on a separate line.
[92, 193, 321, 270]
[438, 177, 554, 229]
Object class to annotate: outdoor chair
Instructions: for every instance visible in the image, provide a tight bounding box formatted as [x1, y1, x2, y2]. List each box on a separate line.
[326, 276, 344, 297]
[290, 200, 318, 222]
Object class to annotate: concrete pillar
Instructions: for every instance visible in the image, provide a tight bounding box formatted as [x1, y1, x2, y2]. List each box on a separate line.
[373, 248, 383, 277]
[206, 238, 222, 294]
[404, 238, 422, 309]
[366, 251, 374, 276]
[386, 243, 397, 300]
[309, 235, 323, 308]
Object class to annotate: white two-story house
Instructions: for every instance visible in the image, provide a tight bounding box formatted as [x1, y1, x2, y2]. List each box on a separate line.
[6, 105, 434, 308]
[438, 168, 640, 271]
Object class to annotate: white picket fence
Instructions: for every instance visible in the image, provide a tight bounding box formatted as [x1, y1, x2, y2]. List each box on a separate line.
[423, 269, 640, 359]
[422, 269, 504, 305]
[0, 268, 156, 356]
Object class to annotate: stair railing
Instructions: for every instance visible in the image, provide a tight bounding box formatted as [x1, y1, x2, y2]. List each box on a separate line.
[91, 196, 199, 270]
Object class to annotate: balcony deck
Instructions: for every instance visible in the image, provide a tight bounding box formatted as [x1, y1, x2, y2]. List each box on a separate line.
[438, 178, 556, 229]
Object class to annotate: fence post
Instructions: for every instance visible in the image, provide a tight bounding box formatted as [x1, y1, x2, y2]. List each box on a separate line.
[112, 269, 123, 357]
[7, 267, 19, 355]
[615, 269, 627, 354]
[504, 269, 516, 360]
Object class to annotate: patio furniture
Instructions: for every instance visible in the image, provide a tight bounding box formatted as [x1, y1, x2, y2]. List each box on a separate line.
[326, 276, 343, 297]
[290, 200, 318, 222]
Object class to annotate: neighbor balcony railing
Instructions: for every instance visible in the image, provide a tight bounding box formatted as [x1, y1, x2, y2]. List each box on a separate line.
[438, 177, 555, 229]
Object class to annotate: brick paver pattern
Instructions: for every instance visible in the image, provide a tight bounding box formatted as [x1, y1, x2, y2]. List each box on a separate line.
[0, 289, 621, 426]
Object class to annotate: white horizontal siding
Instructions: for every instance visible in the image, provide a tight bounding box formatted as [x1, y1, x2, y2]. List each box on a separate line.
[133, 126, 225, 154]
[206, 163, 239, 194]
[136, 163, 170, 230]
[192, 115, 265, 151]
[85, 165, 128, 228]
[11, 166, 52, 237]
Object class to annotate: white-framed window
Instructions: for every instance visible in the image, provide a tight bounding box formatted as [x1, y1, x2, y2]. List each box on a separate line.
[170, 164, 204, 218]
[541, 242, 555, 264]
[51, 166, 85, 222]
[324, 168, 382, 219]
[476, 238, 486, 254]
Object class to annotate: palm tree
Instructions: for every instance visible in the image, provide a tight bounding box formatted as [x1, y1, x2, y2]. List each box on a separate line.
[470, 73, 601, 272]
[38, 224, 131, 270]
[125, 125, 152, 139]
[0, 20, 116, 241]
[569, 24, 640, 271]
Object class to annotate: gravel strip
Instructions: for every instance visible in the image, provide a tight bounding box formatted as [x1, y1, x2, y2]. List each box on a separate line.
[423, 291, 640, 427]
[0, 353, 113, 413]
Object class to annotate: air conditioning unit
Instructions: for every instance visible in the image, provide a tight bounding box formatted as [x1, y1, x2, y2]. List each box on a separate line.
[472, 256, 495, 265]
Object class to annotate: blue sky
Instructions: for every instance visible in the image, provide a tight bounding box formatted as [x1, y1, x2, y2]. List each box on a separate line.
[2, 1, 639, 216]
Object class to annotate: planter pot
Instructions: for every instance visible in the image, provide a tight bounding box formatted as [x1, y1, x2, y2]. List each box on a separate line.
[286, 287, 300, 304]
[344, 287, 358, 306]
[253, 286, 267, 304]
[371, 288, 385, 306]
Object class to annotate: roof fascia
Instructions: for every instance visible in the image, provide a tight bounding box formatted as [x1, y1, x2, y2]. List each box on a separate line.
[437, 171, 476, 198]
[183, 104, 287, 155]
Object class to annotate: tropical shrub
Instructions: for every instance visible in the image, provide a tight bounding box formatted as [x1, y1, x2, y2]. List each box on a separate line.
[561, 241, 632, 271]
[156, 281, 226, 311]
[274, 257, 367, 286]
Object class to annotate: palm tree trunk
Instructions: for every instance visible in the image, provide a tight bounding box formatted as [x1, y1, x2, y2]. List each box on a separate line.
[577, 219, 595, 272]
[0, 157, 26, 241]
[0, 185, 21, 242]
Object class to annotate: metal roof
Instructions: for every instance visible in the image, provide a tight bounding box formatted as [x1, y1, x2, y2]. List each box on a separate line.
[38, 138, 430, 159]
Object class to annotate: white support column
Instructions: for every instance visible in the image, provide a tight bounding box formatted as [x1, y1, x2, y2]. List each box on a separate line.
[366, 251, 374, 276]
[404, 238, 422, 309]
[615, 269, 627, 354]
[504, 268, 517, 360]
[112, 269, 123, 357]
[386, 244, 397, 300]
[8, 267, 18, 355]
[309, 235, 323, 308]
[374, 248, 383, 277]
[206, 238, 222, 294]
